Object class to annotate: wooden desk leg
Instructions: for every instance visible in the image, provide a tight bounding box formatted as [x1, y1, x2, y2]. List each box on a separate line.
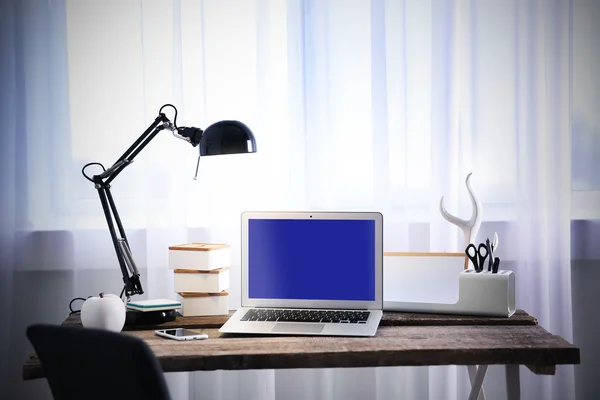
[505, 365, 521, 400]
[467, 365, 486, 400]
[467, 365, 488, 400]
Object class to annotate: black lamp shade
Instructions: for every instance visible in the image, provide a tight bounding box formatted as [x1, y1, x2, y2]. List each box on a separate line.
[199, 120, 257, 156]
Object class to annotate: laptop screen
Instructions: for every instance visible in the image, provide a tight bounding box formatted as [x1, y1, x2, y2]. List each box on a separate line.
[241, 211, 383, 310]
[247, 218, 376, 301]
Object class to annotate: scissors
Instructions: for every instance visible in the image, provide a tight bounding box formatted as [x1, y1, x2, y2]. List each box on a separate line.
[465, 242, 490, 272]
[465, 236, 501, 273]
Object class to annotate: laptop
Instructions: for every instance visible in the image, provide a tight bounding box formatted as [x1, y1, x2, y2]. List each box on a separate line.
[219, 211, 383, 336]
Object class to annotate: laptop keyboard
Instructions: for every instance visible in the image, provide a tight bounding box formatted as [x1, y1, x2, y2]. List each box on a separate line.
[240, 309, 370, 324]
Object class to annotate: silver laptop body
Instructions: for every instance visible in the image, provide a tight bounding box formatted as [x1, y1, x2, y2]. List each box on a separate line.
[219, 211, 383, 337]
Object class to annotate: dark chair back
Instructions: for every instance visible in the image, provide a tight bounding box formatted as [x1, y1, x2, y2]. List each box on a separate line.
[26, 324, 171, 400]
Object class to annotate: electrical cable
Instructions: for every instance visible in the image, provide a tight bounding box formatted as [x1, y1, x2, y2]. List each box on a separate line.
[159, 103, 178, 128]
[68, 297, 89, 315]
[81, 162, 106, 182]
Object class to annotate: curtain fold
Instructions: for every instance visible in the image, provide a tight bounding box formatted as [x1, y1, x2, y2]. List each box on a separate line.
[513, 1, 574, 398]
[2, 0, 581, 399]
[0, 0, 18, 394]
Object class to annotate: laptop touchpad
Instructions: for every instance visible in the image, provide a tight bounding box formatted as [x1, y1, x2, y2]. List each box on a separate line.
[271, 323, 325, 334]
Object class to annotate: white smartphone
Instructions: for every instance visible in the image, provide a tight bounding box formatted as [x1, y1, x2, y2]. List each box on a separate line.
[155, 328, 208, 341]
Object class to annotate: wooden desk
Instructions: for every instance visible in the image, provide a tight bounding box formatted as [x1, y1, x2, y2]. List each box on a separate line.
[22, 310, 579, 400]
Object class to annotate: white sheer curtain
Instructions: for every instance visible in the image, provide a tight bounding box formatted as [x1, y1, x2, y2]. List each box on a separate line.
[2, 0, 585, 399]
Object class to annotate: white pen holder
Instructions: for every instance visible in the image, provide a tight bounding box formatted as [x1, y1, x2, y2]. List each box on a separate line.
[384, 269, 516, 318]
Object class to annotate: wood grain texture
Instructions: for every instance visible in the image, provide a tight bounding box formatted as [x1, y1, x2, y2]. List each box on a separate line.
[61, 312, 230, 330]
[168, 243, 229, 251]
[379, 309, 537, 326]
[59, 309, 537, 332]
[384, 252, 465, 257]
[526, 364, 556, 375]
[23, 310, 575, 381]
[174, 267, 229, 274]
[22, 324, 579, 381]
[179, 291, 229, 298]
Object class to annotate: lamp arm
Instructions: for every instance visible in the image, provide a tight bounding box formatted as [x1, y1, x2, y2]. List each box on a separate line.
[100, 114, 171, 185]
[89, 112, 173, 300]
[83, 103, 257, 302]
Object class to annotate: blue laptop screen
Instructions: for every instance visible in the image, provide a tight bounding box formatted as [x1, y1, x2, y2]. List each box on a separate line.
[248, 218, 376, 301]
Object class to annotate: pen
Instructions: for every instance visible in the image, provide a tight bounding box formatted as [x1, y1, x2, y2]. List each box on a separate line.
[486, 238, 493, 271]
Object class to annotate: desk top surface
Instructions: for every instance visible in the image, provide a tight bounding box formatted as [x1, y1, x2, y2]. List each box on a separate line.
[63, 309, 541, 330]
[22, 310, 579, 380]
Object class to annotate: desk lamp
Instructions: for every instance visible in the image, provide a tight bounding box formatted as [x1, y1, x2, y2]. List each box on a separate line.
[82, 104, 256, 324]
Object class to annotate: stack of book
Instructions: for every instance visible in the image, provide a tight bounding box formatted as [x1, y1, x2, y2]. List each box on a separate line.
[168, 243, 230, 317]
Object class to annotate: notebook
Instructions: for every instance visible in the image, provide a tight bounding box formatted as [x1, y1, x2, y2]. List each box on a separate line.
[219, 211, 383, 336]
[126, 298, 181, 312]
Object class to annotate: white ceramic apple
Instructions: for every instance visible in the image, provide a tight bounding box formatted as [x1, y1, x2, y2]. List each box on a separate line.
[81, 293, 126, 332]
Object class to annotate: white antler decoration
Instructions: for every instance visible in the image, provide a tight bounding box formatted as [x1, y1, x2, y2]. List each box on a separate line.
[439, 172, 482, 248]
[440, 172, 487, 400]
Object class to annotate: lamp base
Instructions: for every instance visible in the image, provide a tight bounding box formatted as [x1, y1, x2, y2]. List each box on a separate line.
[125, 309, 178, 327]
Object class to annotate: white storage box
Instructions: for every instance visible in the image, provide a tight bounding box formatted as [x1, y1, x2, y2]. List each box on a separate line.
[383, 252, 516, 317]
[168, 243, 230, 271]
[173, 267, 230, 293]
[178, 291, 229, 317]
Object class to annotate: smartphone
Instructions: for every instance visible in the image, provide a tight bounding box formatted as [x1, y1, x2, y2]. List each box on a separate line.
[155, 328, 208, 341]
